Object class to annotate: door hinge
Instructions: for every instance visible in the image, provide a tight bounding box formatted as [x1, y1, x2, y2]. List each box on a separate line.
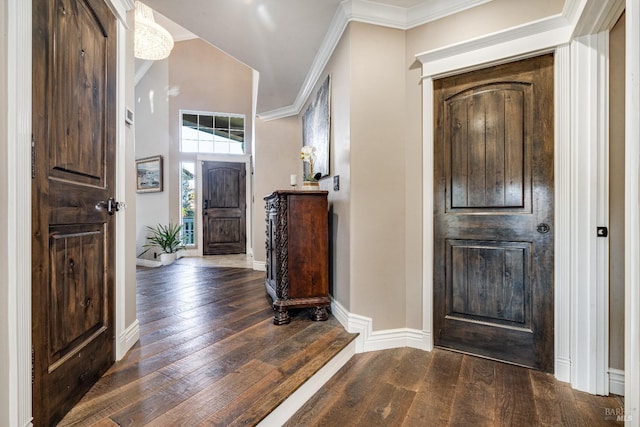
[31, 135, 36, 179]
[31, 346, 35, 384]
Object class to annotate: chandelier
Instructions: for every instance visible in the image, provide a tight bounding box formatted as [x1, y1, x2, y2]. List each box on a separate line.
[134, 1, 174, 60]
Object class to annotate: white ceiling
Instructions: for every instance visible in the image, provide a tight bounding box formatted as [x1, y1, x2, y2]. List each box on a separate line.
[142, 0, 492, 117]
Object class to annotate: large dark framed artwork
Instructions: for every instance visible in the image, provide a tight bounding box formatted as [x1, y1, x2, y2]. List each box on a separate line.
[136, 155, 163, 193]
[302, 75, 331, 179]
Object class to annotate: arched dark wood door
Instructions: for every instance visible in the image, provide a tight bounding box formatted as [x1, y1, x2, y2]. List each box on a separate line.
[202, 161, 247, 255]
[32, 0, 117, 424]
[434, 54, 554, 371]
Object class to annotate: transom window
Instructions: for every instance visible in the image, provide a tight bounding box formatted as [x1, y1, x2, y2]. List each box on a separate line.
[180, 111, 245, 154]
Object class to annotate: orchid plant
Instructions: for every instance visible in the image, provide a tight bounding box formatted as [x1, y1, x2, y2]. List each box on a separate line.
[300, 145, 317, 182]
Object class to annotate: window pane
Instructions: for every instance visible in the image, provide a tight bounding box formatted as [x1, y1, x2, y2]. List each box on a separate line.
[199, 140, 214, 153]
[215, 129, 231, 141]
[181, 139, 198, 152]
[229, 116, 244, 130]
[183, 114, 197, 128]
[229, 142, 244, 154]
[230, 130, 244, 142]
[199, 115, 213, 128]
[182, 126, 200, 140]
[181, 112, 245, 154]
[215, 116, 230, 129]
[199, 128, 214, 142]
[181, 162, 196, 246]
[215, 140, 230, 153]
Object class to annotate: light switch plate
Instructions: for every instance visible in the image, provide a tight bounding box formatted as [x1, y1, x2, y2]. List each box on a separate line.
[333, 175, 340, 191]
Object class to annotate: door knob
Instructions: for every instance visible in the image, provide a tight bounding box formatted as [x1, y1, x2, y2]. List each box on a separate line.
[95, 198, 123, 215]
[536, 223, 550, 234]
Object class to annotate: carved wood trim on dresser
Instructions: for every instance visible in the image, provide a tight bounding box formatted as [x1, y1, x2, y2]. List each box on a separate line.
[264, 190, 330, 325]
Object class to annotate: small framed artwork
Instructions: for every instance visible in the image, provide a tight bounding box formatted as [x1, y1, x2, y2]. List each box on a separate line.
[136, 155, 163, 193]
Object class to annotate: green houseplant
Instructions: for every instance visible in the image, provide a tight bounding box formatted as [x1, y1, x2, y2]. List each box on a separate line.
[140, 223, 186, 265]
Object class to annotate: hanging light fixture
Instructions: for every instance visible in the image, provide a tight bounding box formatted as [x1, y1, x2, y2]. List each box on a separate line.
[134, 1, 174, 60]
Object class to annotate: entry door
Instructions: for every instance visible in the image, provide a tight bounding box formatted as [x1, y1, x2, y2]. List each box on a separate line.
[202, 161, 247, 255]
[433, 54, 554, 371]
[32, 0, 117, 425]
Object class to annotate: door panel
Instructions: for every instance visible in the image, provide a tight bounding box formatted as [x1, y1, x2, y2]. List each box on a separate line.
[202, 161, 247, 255]
[434, 54, 554, 371]
[32, 0, 116, 425]
[448, 240, 530, 326]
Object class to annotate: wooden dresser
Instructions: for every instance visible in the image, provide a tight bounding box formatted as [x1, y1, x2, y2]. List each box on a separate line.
[264, 190, 330, 325]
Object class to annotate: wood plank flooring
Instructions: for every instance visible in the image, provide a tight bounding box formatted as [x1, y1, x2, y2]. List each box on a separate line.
[287, 347, 625, 427]
[59, 261, 624, 426]
[58, 262, 357, 426]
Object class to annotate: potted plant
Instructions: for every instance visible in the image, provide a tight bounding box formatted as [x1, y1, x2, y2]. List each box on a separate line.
[140, 223, 186, 266]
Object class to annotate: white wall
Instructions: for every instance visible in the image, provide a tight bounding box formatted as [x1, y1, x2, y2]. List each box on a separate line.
[135, 59, 171, 258]
[122, 9, 139, 342]
[0, 0, 9, 420]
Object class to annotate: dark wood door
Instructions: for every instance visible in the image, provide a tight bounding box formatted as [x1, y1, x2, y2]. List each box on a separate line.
[32, 0, 117, 425]
[433, 54, 554, 371]
[202, 161, 247, 255]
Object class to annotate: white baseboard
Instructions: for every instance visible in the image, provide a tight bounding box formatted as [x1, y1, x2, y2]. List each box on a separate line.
[330, 299, 430, 353]
[116, 319, 140, 360]
[555, 357, 572, 383]
[609, 368, 625, 396]
[136, 258, 161, 268]
[253, 261, 266, 271]
[257, 339, 356, 426]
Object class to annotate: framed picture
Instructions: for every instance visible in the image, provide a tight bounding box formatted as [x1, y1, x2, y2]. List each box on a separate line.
[302, 75, 331, 179]
[136, 155, 163, 193]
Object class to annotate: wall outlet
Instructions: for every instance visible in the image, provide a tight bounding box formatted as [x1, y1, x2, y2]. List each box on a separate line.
[333, 175, 340, 191]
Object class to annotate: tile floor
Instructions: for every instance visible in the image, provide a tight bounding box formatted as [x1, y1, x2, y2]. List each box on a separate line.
[176, 253, 255, 269]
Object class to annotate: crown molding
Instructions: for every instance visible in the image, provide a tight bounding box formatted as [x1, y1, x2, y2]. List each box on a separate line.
[173, 32, 198, 42]
[258, 0, 491, 121]
[405, 0, 492, 29]
[259, 0, 622, 121]
[105, 0, 135, 25]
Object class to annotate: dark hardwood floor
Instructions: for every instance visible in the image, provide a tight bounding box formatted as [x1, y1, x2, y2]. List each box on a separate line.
[58, 262, 357, 426]
[288, 348, 624, 427]
[59, 261, 623, 426]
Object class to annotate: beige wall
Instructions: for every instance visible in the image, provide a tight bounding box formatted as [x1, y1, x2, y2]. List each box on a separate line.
[349, 23, 407, 327]
[252, 116, 302, 262]
[324, 26, 352, 308]
[609, 12, 625, 370]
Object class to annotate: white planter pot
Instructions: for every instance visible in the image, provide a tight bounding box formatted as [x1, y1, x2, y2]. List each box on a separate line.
[160, 252, 177, 266]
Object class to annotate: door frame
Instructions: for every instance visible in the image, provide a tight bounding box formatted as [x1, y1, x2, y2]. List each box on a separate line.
[418, 2, 626, 396]
[191, 154, 253, 258]
[3, 0, 134, 424]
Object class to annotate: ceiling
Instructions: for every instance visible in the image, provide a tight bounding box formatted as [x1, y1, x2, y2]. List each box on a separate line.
[142, 0, 492, 117]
